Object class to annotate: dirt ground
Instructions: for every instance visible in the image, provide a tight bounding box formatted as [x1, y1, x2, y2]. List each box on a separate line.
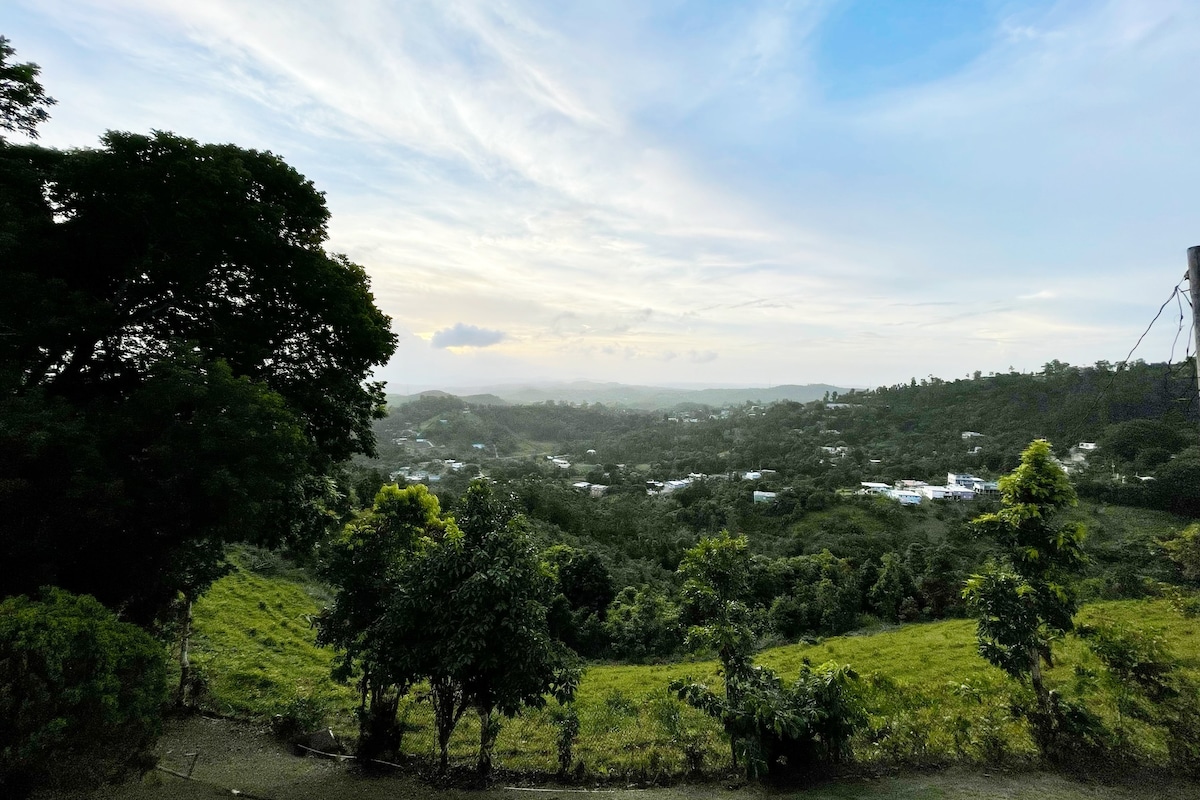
[82, 716, 1199, 800]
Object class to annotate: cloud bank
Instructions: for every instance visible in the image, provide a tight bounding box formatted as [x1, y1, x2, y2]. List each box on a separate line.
[431, 323, 508, 349]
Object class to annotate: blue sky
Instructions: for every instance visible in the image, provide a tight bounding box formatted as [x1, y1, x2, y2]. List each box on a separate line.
[6, 0, 1198, 391]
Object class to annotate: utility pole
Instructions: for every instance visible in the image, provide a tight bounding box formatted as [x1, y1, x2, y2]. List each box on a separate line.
[1189, 246, 1200, 432]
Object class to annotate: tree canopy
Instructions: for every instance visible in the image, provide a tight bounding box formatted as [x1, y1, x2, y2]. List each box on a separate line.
[0, 126, 396, 619]
[0, 36, 54, 141]
[963, 439, 1087, 759]
[320, 481, 580, 774]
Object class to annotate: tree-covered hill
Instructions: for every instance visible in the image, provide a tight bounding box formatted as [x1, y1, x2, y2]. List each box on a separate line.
[387, 381, 850, 411]
[370, 359, 1199, 506]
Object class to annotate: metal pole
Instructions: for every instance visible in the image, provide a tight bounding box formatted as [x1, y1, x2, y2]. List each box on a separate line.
[1189, 246, 1200, 432]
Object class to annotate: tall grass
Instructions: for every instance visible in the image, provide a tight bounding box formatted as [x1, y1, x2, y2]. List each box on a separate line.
[187, 559, 1199, 777]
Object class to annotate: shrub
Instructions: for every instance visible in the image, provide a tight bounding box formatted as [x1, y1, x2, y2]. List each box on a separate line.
[269, 690, 335, 741]
[0, 588, 167, 798]
[673, 660, 865, 779]
[550, 703, 580, 778]
[1078, 621, 1200, 774]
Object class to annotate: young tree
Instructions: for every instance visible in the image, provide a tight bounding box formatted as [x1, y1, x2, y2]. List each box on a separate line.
[423, 482, 581, 776]
[672, 531, 864, 778]
[318, 484, 446, 758]
[322, 482, 580, 775]
[678, 530, 755, 675]
[963, 439, 1086, 756]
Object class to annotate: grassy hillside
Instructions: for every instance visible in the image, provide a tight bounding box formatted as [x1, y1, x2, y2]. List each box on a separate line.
[187, 555, 1200, 778]
[188, 550, 357, 732]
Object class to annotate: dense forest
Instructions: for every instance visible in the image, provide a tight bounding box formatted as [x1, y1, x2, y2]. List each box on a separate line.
[371, 358, 1198, 491]
[342, 359, 1200, 666]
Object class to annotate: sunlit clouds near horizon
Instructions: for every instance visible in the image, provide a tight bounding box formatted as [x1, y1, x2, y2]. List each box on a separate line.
[9, 0, 1200, 390]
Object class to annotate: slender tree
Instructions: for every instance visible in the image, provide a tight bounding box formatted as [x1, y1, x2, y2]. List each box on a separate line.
[963, 439, 1086, 755]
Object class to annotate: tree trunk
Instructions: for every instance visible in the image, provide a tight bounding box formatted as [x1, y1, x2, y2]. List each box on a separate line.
[1027, 642, 1059, 759]
[175, 596, 193, 708]
[1029, 644, 1047, 710]
[478, 706, 499, 777]
[432, 678, 466, 774]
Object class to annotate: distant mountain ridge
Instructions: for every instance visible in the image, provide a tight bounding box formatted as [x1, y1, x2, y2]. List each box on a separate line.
[386, 381, 851, 411]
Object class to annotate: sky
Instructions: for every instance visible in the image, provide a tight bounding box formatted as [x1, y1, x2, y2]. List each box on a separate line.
[6, 0, 1199, 391]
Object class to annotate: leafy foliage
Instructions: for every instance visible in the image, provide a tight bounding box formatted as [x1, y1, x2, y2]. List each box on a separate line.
[964, 440, 1088, 761]
[672, 531, 865, 778]
[1077, 621, 1200, 773]
[672, 660, 863, 779]
[0, 129, 396, 621]
[317, 484, 446, 758]
[0, 588, 166, 798]
[0, 36, 54, 140]
[320, 481, 581, 774]
[1161, 523, 1200, 584]
[603, 586, 684, 661]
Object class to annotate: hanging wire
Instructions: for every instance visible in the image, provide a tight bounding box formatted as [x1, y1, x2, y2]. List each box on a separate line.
[1062, 279, 1187, 447]
[1169, 285, 1187, 364]
[1160, 285, 1193, 413]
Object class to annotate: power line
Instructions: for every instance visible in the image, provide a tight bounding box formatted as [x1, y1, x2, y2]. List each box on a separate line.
[1062, 279, 1186, 447]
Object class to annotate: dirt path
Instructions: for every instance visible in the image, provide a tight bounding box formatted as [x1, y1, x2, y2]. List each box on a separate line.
[84, 716, 1198, 800]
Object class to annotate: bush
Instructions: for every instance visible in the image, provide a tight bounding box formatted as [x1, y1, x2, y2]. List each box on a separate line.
[269, 690, 335, 741]
[0, 588, 167, 798]
[673, 660, 865, 779]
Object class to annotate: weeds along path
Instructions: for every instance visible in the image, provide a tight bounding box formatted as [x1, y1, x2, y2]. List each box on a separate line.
[85, 716, 1200, 800]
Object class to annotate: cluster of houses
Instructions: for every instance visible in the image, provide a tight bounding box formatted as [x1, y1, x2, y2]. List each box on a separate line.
[389, 458, 470, 484]
[640, 469, 781, 498]
[860, 473, 1000, 505]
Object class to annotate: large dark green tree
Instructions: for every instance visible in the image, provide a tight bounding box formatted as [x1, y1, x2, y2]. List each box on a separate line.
[1, 108, 396, 617]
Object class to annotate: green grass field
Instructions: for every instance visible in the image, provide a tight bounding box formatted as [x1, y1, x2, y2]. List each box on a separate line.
[187, 556, 1200, 778]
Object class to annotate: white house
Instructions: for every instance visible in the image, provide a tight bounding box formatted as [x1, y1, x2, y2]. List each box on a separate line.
[886, 488, 923, 505]
[753, 490, 778, 503]
[947, 473, 985, 491]
[920, 484, 975, 501]
[860, 481, 891, 495]
[961, 431, 985, 440]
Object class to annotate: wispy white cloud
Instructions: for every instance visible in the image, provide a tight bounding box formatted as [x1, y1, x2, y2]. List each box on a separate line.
[10, 0, 1197, 388]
